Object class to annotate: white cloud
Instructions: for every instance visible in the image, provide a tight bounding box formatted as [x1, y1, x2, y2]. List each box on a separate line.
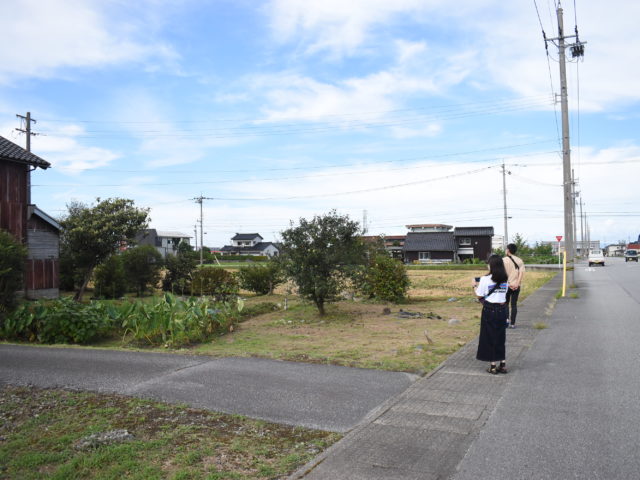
[0, 0, 177, 84]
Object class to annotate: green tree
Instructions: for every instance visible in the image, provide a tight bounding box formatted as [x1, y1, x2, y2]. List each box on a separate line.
[361, 254, 410, 303]
[510, 233, 531, 255]
[280, 211, 365, 316]
[0, 230, 28, 322]
[122, 245, 163, 297]
[59, 198, 149, 300]
[163, 245, 197, 295]
[93, 254, 127, 299]
[238, 261, 284, 295]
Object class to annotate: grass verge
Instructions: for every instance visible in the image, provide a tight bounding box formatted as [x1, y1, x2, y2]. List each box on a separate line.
[0, 385, 339, 480]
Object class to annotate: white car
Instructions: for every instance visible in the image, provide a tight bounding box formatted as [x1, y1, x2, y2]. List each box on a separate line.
[588, 249, 605, 267]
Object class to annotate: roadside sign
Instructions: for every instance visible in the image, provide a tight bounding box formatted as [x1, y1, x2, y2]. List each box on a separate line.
[556, 235, 563, 242]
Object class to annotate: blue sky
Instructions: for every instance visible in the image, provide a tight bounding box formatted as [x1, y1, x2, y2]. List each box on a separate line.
[2, 0, 639, 248]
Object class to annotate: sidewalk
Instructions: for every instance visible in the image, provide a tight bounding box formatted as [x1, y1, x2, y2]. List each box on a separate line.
[290, 273, 562, 480]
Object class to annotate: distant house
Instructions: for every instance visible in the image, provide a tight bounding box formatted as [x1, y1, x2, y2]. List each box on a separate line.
[0, 135, 59, 299]
[454, 226, 494, 262]
[403, 232, 457, 263]
[605, 244, 625, 257]
[543, 240, 600, 256]
[403, 225, 494, 263]
[220, 233, 279, 257]
[135, 229, 191, 258]
[361, 234, 406, 260]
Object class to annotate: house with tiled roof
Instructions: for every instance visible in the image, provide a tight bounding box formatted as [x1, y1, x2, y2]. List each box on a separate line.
[454, 226, 494, 262]
[220, 233, 279, 257]
[402, 224, 494, 263]
[0, 135, 59, 298]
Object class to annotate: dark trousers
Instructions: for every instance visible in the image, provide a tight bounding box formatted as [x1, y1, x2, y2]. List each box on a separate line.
[506, 287, 521, 326]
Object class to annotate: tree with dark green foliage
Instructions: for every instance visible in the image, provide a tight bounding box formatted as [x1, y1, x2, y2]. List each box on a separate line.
[163, 242, 198, 294]
[59, 198, 149, 300]
[0, 230, 28, 323]
[238, 261, 284, 295]
[361, 254, 410, 303]
[93, 254, 127, 299]
[191, 267, 239, 300]
[280, 210, 366, 316]
[122, 245, 163, 297]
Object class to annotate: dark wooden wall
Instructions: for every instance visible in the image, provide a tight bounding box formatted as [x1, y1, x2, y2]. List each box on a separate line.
[0, 161, 27, 242]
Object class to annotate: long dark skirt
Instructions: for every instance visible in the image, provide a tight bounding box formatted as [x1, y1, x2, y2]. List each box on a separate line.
[476, 302, 508, 362]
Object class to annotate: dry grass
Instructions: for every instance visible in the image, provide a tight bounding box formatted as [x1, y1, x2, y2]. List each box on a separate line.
[188, 269, 556, 374]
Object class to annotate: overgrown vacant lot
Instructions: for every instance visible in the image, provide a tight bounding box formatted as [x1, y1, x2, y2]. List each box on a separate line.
[0, 385, 340, 480]
[181, 268, 556, 374]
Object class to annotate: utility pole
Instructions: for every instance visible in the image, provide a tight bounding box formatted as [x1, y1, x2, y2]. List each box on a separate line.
[501, 161, 510, 251]
[362, 210, 368, 235]
[192, 195, 213, 266]
[579, 197, 584, 256]
[194, 224, 198, 252]
[544, 3, 586, 283]
[571, 169, 578, 258]
[15, 112, 38, 205]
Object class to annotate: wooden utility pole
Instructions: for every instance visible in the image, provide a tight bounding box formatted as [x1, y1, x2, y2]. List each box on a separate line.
[15, 112, 38, 204]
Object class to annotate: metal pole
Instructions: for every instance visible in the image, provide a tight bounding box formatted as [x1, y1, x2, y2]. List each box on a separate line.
[557, 5, 574, 283]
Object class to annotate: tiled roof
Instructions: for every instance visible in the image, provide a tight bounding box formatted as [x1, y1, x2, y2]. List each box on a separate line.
[232, 233, 263, 240]
[0, 135, 50, 169]
[403, 232, 456, 252]
[454, 226, 494, 237]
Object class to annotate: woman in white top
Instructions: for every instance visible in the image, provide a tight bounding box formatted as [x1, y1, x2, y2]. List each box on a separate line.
[473, 254, 509, 374]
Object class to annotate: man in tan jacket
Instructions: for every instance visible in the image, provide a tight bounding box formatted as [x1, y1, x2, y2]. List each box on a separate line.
[504, 243, 525, 328]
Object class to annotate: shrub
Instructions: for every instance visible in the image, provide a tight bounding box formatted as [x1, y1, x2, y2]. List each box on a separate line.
[93, 255, 127, 299]
[0, 230, 28, 322]
[3, 297, 114, 344]
[361, 255, 410, 303]
[162, 251, 197, 294]
[191, 267, 239, 300]
[238, 262, 284, 295]
[122, 245, 163, 296]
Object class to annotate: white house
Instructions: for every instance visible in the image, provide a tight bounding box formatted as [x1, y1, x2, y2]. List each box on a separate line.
[220, 233, 279, 257]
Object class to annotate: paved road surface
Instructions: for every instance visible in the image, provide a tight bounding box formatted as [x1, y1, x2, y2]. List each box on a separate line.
[0, 346, 416, 432]
[455, 257, 640, 479]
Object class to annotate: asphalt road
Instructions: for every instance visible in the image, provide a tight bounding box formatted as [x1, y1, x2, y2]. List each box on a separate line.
[455, 256, 640, 479]
[0, 346, 416, 432]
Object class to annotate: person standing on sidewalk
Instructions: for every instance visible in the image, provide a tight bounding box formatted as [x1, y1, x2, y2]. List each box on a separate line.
[473, 255, 509, 374]
[503, 243, 525, 328]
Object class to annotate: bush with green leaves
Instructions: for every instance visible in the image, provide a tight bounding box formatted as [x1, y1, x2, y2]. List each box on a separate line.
[238, 261, 284, 295]
[190, 267, 239, 300]
[119, 293, 244, 346]
[2, 297, 114, 344]
[121, 245, 163, 296]
[93, 254, 127, 299]
[360, 255, 410, 303]
[162, 249, 197, 295]
[0, 230, 28, 322]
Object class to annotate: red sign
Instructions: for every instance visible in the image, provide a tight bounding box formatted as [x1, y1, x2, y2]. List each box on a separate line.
[556, 236, 563, 242]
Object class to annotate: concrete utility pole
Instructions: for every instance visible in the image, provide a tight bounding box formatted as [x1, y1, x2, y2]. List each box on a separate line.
[579, 198, 584, 254]
[15, 112, 38, 205]
[545, 3, 585, 283]
[501, 162, 509, 251]
[192, 195, 214, 266]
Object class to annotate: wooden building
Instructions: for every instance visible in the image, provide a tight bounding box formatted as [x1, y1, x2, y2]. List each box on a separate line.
[0, 135, 59, 298]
